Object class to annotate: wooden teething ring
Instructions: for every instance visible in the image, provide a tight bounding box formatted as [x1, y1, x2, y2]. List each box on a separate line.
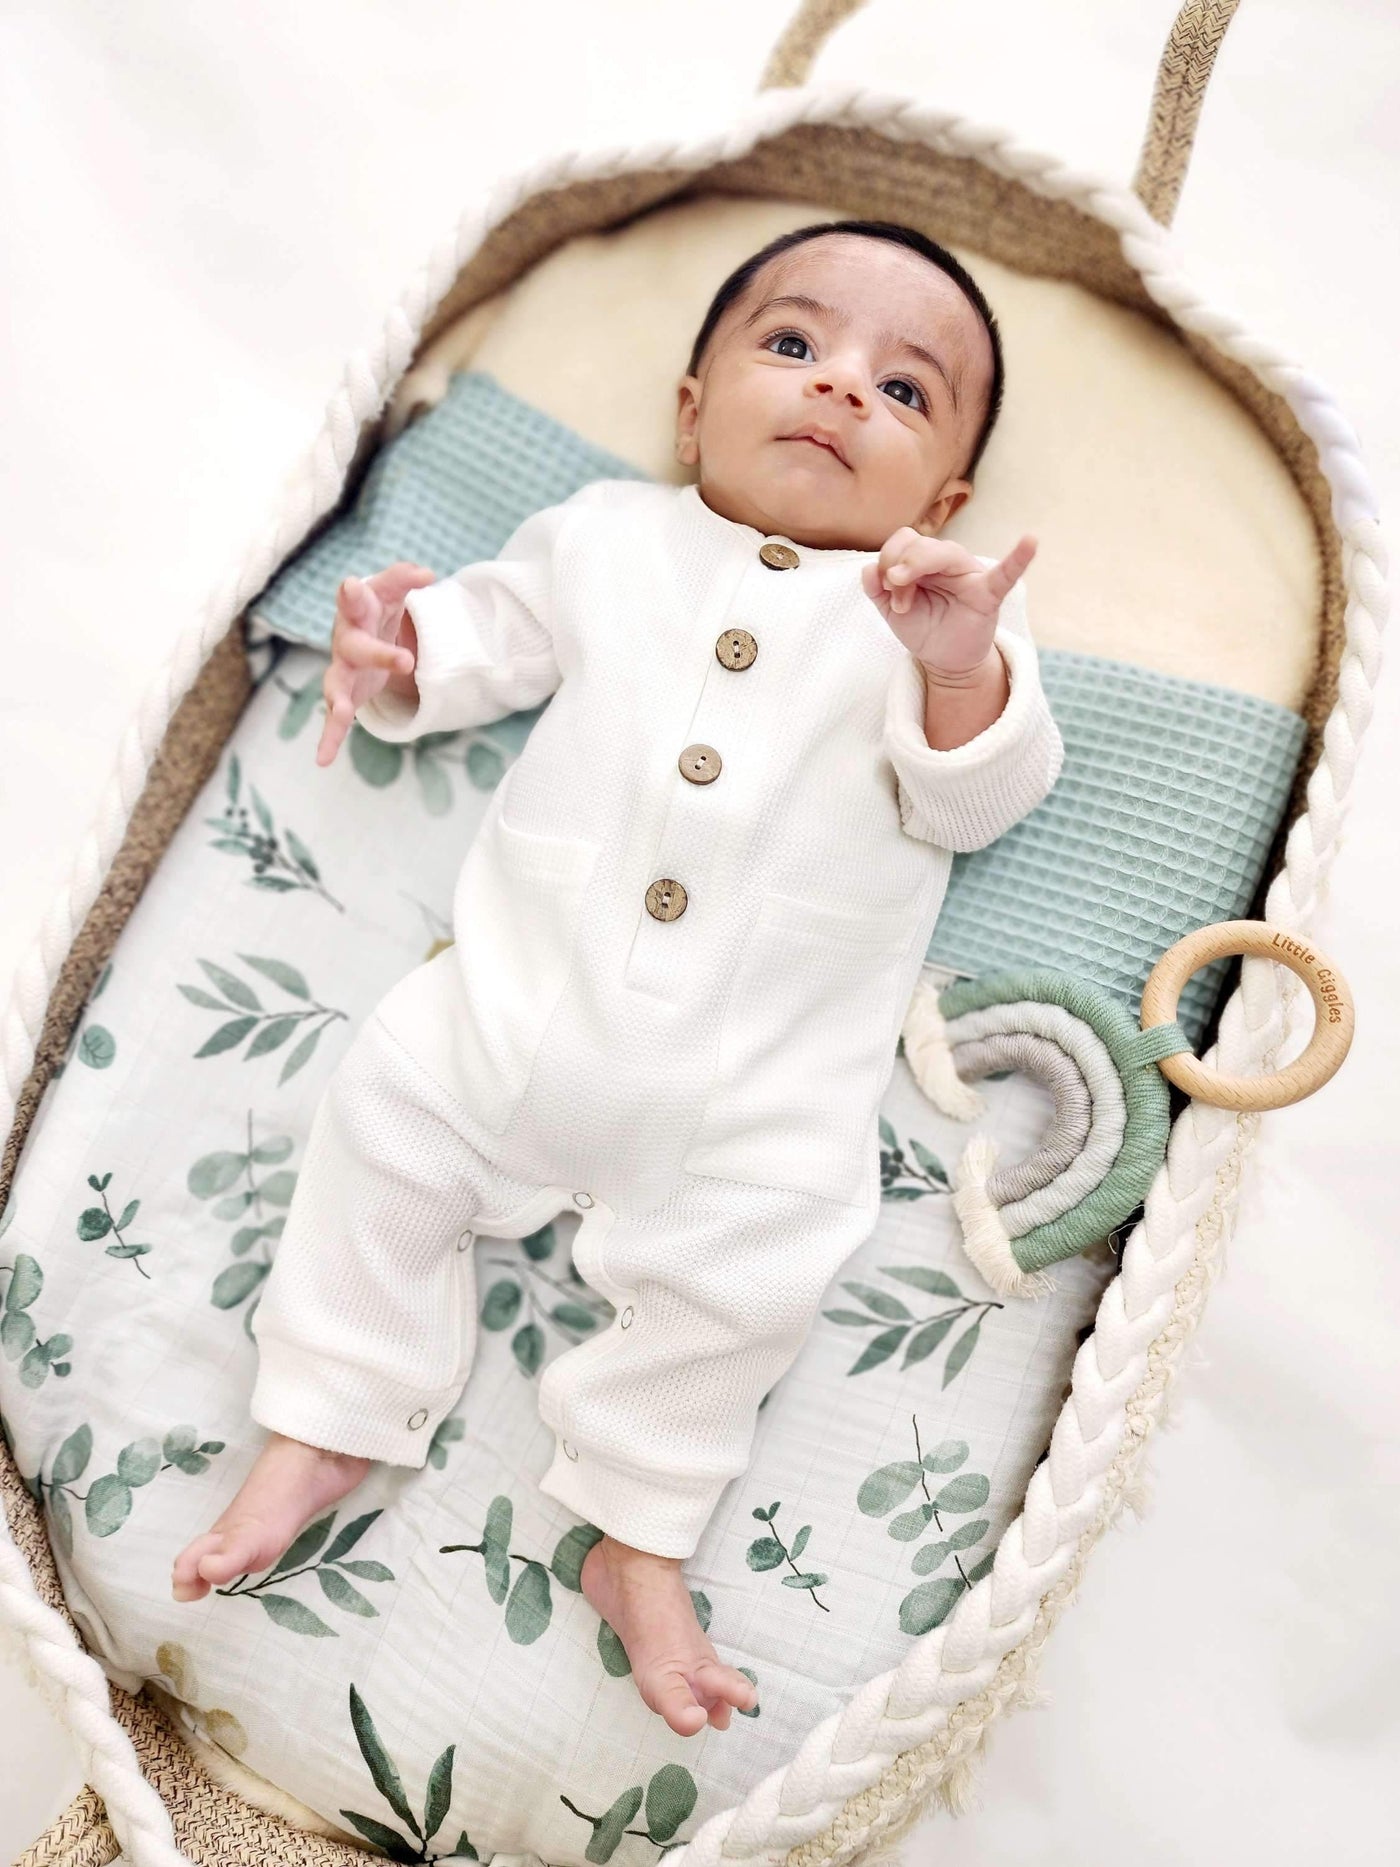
[1141, 918, 1355, 1111]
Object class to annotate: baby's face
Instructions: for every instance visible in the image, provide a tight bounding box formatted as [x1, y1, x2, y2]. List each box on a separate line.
[675, 234, 993, 551]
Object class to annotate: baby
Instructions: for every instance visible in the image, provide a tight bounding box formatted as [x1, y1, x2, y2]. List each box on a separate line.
[172, 218, 1064, 1738]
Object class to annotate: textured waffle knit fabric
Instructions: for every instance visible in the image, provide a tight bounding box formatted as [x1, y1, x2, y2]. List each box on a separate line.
[248, 476, 1065, 1557]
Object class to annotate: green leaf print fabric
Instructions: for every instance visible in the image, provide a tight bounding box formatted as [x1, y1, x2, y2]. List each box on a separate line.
[0, 625, 1120, 1863]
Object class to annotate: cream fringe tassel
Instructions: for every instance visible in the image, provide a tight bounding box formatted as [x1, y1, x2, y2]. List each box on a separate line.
[903, 979, 1055, 1299]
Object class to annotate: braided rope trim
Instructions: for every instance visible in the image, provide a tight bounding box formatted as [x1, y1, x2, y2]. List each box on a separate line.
[0, 82, 1386, 1867]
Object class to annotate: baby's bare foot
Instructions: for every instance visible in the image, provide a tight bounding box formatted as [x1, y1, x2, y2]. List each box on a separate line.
[171, 1431, 370, 1603]
[579, 1533, 758, 1736]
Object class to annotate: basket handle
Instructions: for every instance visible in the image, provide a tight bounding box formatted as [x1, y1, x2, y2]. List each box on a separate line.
[758, 0, 1242, 229]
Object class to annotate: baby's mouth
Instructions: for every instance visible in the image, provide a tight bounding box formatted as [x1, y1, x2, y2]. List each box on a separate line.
[780, 436, 851, 469]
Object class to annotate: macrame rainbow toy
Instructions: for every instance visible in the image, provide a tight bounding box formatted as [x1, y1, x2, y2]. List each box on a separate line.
[903, 920, 1355, 1300]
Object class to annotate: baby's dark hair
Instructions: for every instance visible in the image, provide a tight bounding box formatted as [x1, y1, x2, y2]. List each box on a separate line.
[685, 218, 1005, 481]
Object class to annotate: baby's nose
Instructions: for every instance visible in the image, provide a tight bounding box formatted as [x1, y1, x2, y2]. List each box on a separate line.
[813, 375, 866, 411]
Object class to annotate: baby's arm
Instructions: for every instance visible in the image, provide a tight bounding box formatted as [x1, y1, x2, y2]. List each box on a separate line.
[318, 484, 608, 763]
[878, 559, 1065, 853]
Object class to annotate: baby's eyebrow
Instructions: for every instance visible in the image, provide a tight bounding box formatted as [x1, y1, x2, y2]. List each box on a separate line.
[742, 291, 961, 412]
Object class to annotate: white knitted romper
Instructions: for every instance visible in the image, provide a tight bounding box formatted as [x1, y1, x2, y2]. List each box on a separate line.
[247, 478, 1064, 1559]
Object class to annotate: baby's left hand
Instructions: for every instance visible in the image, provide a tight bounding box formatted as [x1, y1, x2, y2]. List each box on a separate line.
[862, 529, 1037, 679]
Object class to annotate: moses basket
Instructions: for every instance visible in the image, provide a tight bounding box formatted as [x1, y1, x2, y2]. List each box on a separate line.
[1, 1, 1386, 1863]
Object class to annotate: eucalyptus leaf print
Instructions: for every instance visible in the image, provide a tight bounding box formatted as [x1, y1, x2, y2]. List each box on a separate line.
[76, 1172, 154, 1278]
[426, 1414, 465, 1470]
[350, 725, 506, 817]
[340, 1683, 463, 1863]
[548, 1519, 604, 1592]
[1, 1250, 73, 1389]
[561, 1762, 700, 1862]
[439, 1494, 556, 1643]
[34, 1423, 226, 1558]
[480, 1226, 609, 1379]
[190, 1111, 298, 1339]
[215, 1506, 395, 1636]
[208, 752, 345, 909]
[178, 953, 348, 1084]
[51, 959, 116, 1080]
[856, 1414, 996, 1635]
[878, 1114, 950, 1200]
[822, 1263, 1002, 1385]
[151, 1641, 249, 1759]
[403, 898, 454, 968]
[746, 1501, 829, 1612]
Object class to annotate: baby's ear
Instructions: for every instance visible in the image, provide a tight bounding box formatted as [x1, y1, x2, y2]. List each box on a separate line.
[674, 375, 702, 468]
[915, 477, 973, 535]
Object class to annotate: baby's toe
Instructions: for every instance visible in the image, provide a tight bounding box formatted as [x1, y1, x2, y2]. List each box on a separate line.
[693, 1658, 759, 1711]
[193, 1522, 270, 1587]
[171, 1532, 224, 1601]
[646, 1669, 709, 1738]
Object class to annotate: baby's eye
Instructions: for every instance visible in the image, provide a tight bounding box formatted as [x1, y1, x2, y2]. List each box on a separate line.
[766, 331, 811, 361]
[882, 377, 926, 413]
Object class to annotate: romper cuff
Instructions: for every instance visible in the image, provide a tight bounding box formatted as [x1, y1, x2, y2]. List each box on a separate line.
[354, 578, 501, 743]
[537, 1439, 737, 1561]
[249, 1330, 459, 1469]
[884, 625, 1064, 852]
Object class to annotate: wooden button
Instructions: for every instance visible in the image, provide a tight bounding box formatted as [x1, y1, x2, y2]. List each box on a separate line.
[759, 541, 800, 570]
[645, 878, 688, 921]
[716, 628, 758, 670]
[678, 744, 722, 784]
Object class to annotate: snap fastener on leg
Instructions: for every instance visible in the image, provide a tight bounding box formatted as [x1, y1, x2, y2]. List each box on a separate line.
[562, 1438, 579, 1461]
[456, 1225, 474, 1252]
[620, 1306, 634, 1329]
[573, 1190, 594, 1209]
[408, 1409, 429, 1429]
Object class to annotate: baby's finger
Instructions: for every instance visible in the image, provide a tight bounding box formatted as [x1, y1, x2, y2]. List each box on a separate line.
[337, 575, 378, 631]
[861, 561, 887, 607]
[984, 534, 1037, 604]
[336, 623, 412, 675]
[876, 527, 923, 586]
[372, 561, 438, 604]
[315, 691, 354, 767]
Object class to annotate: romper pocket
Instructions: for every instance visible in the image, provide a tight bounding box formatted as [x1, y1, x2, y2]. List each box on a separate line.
[446, 801, 601, 1134]
[680, 890, 913, 1207]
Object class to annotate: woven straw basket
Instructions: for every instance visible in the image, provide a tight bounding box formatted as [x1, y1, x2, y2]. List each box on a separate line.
[2, 1, 1388, 1862]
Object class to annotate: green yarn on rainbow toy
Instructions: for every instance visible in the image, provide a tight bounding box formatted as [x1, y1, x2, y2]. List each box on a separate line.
[903, 968, 1195, 1296]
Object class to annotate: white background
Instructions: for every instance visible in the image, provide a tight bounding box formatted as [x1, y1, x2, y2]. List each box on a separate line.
[1, 1, 1396, 1860]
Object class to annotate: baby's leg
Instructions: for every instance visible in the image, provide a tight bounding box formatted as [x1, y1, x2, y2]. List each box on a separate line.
[539, 1172, 878, 1735]
[174, 1011, 495, 1603]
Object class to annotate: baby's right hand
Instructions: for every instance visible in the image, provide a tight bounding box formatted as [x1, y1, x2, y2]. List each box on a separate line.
[316, 562, 438, 767]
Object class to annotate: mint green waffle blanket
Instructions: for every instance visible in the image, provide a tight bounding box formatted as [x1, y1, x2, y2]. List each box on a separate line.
[250, 370, 1306, 1048]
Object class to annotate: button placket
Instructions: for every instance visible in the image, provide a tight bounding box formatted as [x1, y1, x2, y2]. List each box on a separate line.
[624, 653, 757, 1001]
[622, 536, 799, 1000]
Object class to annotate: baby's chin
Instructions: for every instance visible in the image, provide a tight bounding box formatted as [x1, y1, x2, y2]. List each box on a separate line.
[727, 461, 879, 549]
